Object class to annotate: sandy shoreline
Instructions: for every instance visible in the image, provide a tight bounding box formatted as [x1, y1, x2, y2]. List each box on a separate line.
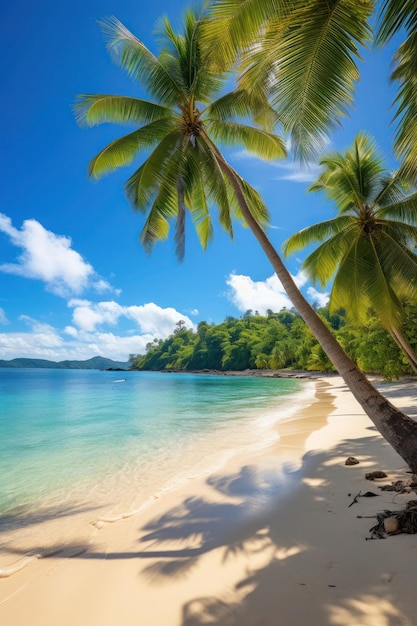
[1, 376, 416, 625]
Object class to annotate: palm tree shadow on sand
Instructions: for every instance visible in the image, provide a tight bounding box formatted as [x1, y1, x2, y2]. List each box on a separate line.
[129, 435, 413, 626]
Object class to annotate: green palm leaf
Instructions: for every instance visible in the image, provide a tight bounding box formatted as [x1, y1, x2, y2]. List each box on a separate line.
[377, 194, 417, 226]
[125, 130, 184, 210]
[301, 226, 358, 286]
[204, 0, 288, 68]
[283, 216, 356, 256]
[376, 2, 417, 183]
[266, 1, 373, 159]
[101, 17, 185, 106]
[74, 95, 172, 127]
[205, 120, 286, 159]
[88, 119, 177, 179]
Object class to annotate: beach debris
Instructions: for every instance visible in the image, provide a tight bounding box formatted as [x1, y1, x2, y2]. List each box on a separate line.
[345, 456, 360, 465]
[369, 500, 417, 538]
[348, 491, 379, 507]
[379, 480, 410, 493]
[365, 470, 388, 480]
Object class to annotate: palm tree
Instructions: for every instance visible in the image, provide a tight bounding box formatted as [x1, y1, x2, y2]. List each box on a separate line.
[76, 8, 417, 471]
[283, 133, 417, 373]
[74, 10, 285, 260]
[205, 0, 417, 180]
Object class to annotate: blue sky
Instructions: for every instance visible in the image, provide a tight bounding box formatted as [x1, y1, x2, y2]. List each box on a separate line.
[0, 1, 400, 362]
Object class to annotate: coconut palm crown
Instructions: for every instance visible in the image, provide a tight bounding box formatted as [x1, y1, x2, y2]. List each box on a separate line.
[74, 8, 286, 260]
[283, 133, 417, 333]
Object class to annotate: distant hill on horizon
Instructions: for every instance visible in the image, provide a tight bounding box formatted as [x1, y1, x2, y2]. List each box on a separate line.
[0, 356, 129, 370]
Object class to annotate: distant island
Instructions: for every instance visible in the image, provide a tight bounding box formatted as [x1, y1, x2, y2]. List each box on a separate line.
[0, 356, 129, 370]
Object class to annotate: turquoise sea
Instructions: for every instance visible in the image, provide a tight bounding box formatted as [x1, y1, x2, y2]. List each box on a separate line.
[0, 368, 313, 566]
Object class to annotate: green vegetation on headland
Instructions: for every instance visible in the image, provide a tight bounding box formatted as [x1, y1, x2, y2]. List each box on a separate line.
[0, 356, 128, 370]
[130, 303, 417, 381]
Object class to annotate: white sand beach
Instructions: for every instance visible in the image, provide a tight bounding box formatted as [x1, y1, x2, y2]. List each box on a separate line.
[1, 376, 416, 626]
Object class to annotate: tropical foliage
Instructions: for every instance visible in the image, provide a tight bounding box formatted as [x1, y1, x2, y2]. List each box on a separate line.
[130, 303, 417, 380]
[206, 0, 417, 179]
[74, 8, 285, 260]
[283, 133, 417, 369]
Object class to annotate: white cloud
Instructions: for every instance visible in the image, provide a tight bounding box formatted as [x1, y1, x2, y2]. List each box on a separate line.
[273, 161, 322, 183]
[226, 273, 292, 314]
[0, 308, 8, 325]
[0, 213, 116, 297]
[226, 270, 325, 315]
[69, 300, 124, 332]
[232, 149, 323, 183]
[0, 302, 196, 362]
[307, 286, 330, 308]
[67, 300, 195, 335]
[125, 303, 194, 335]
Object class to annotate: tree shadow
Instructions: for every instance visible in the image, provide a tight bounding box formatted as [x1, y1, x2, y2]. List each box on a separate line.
[0, 502, 101, 534]
[175, 435, 414, 625]
[3, 434, 414, 625]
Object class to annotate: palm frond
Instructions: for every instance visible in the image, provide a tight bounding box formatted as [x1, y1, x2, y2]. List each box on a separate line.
[204, 0, 289, 68]
[88, 119, 176, 179]
[377, 192, 417, 224]
[138, 153, 185, 254]
[100, 17, 185, 106]
[189, 177, 214, 251]
[375, 0, 417, 45]
[329, 236, 388, 323]
[373, 172, 412, 206]
[390, 32, 417, 184]
[283, 215, 356, 256]
[74, 95, 173, 127]
[203, 90, 256, 121]
[175, 200, 186, 261]
[205, 120, 286, 159]
[269, 0, 373, 160]
[376, 228, 417, 297]
[376, 3, 417, 183]
[301, 226, 358, 286]
[124, 129, 183, 210]
[196, 136, 235, 237]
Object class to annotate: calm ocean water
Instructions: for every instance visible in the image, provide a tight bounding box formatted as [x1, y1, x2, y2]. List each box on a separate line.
[0, 368, 313, 565]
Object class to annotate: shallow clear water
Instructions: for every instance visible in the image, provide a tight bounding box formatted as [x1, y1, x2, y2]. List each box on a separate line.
[0, 369, 312, 560]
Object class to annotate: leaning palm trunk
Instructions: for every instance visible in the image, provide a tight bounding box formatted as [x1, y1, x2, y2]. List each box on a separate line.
[213, 146, 417, 471]
[389, 328, 417, 375]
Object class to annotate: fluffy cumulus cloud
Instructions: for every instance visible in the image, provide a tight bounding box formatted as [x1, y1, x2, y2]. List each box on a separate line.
[0, 303, 195, 362]
[226, 270, 327, 314]
[0, 213, 115, 297]
[67, 300, 195, 335]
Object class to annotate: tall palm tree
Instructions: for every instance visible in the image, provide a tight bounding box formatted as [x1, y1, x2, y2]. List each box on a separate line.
[76, 8, 417, 471]
[283, 133, 417, 372]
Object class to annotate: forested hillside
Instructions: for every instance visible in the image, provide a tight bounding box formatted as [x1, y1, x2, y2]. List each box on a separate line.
[130, 304, 417, 380]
